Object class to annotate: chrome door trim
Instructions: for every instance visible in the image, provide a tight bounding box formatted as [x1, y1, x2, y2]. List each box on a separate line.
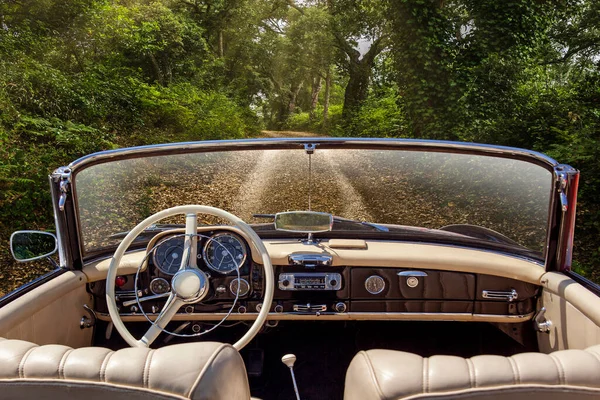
[97, 311, 534, 323]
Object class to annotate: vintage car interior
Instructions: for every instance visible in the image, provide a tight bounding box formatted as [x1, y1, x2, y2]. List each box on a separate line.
[1, 138, 600, 399]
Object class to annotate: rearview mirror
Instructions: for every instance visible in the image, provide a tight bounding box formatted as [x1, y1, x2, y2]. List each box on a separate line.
[10, 231, 58, 262]
[274, 211, 333, 233]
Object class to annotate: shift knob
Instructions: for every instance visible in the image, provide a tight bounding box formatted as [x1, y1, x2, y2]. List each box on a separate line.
[281, 354, 296, 368]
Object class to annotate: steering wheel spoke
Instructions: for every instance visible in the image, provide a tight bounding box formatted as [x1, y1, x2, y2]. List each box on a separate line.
[138, 292, 183, 347]
[180, 213, 198, 270]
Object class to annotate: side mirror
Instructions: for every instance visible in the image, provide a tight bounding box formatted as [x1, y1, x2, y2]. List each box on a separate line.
[274, 211, 333, 233]
[10, 231, 58, 262]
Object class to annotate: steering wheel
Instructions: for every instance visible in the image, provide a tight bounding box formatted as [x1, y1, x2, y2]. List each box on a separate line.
[106, 205, 274, 350]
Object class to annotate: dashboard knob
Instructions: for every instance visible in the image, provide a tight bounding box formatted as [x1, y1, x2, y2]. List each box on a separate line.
[216, 285, 227, 294]
[330, 279, 338, 287]
[282, 279, 290, 287]
[274, 304, 284, 313]
[256, 303, 263, 312]
[334, 302, 347, 313]
[130, 305, 138, 313]
[238, 305, 247, 314]
[185, 305, 194, 314]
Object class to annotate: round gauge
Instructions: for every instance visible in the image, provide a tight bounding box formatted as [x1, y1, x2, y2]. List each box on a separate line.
[150, 277, 170, 294]
[153, 236, 185, 275]
[365, 275, 386, 294]
[229, 278, 250, 297]
[203, 233, 247, 274]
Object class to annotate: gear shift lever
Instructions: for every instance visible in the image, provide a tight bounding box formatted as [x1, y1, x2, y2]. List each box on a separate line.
[281, 354, 301, 400]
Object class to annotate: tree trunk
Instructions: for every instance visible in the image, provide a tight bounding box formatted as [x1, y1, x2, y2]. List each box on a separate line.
[323, 67, 332, 130]
[309, 76, 322, 121]
[342, 60, 371, 121]
[337, 36, 385, 123]
[148, 53, 164, 85]
[288, 81, 303, 113]
[219, 30, 224, 58]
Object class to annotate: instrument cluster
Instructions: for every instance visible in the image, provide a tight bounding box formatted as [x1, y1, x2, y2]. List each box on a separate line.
[152, 231, 248, 275]
[146, 230, 252, 299]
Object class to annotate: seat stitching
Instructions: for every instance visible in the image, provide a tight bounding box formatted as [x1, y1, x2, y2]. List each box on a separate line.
[549, 354, 565, 385]
[587, 350, 600, 366]
[58, 349, 73, 380]
[188, 344, 229, 397]
[359, 351, 386, 400]
[18, 347, 37, 379]
[508, 356, 520, 384]
[100, 351, 115, 383]
[423, 357, 429, 393]
[465, 358, 475, 388]
[144, 350, 155, 389]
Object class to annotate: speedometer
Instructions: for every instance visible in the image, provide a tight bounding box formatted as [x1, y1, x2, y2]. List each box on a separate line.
[202, 232, 247, 274]
[153, 236, 186, 275]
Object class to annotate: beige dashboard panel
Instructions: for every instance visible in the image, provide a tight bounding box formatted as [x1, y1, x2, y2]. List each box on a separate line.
[83, 238, 544, 284]
[538, 272, 600, 352]
[84, 251, 146, 282]
[265, 240, 545, 284]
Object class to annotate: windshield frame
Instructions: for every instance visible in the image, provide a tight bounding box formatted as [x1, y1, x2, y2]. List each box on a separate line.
[58, 138, 560, 267]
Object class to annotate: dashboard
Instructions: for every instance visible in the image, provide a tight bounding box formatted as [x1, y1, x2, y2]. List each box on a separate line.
[89, 227, 541, 324]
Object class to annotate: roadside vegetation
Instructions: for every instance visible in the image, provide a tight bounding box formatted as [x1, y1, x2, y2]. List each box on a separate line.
[1, 0, 599, 293]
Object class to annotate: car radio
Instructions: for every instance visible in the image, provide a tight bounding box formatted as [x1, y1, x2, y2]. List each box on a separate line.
[278, 273, 342, 291]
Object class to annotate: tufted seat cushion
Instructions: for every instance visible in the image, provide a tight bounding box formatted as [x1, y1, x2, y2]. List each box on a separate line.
[0, 337, 251, 400]
[344, 345, 600, 400]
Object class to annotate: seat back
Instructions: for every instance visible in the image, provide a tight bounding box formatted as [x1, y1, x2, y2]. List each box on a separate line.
[0, 338, 251, 400]
[344, 345, 600, 400]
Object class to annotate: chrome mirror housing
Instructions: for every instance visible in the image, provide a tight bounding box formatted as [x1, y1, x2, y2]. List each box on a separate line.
[10, 230, 58, 262]
[274, 211, 333, 233]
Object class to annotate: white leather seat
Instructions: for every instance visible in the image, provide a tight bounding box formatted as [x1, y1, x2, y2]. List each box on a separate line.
[0, 337, 252, 400]
[344, 345, 600, 400]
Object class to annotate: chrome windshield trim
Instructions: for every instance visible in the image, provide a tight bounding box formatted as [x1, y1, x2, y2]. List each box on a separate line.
[64, 138, 559, 173]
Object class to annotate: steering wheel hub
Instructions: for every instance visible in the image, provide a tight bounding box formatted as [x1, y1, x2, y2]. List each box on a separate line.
[172, 269, 208, 301]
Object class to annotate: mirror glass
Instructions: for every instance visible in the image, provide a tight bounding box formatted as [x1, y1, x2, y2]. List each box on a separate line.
[274, 211, 333, 233]
[10, 231, 58, 262]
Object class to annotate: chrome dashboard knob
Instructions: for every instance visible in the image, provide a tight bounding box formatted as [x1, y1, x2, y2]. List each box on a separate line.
[334, 302, 347, 313]
[238, 305, 247, 314]
[275, 304, 284, 313]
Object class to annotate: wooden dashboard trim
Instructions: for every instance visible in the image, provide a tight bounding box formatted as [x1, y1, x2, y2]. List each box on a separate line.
[96, 311, 534, 323]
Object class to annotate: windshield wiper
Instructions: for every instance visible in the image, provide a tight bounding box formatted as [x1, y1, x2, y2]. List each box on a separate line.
[252, 214, 389, 232]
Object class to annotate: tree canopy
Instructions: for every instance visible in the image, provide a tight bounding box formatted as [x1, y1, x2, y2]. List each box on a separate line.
[1, 0, 599, 290]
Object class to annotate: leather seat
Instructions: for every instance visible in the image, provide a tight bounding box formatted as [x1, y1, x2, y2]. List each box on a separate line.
[0, 337, 251, 400]
[344, 345, 600, 399]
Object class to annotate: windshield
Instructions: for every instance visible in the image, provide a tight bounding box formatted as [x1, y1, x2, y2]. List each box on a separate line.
[75, 147, 553, 257]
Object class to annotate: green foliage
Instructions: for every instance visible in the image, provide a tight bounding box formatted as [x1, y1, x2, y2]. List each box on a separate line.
[285, 104, 343, 133]
[1, 0, 600, 286]
[333, 88, 406, 137]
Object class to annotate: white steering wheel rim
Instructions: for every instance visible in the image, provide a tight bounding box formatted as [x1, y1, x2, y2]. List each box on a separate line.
[106, 205, 274, 350]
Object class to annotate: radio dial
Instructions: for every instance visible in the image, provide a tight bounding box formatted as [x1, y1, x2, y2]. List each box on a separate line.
[330, 279, 337, 287]
[282, 279, 290, 287]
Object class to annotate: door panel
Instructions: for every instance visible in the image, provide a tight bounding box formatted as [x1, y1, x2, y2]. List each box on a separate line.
[538, 272, 600, 352]
[0, 271, 93, 348]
